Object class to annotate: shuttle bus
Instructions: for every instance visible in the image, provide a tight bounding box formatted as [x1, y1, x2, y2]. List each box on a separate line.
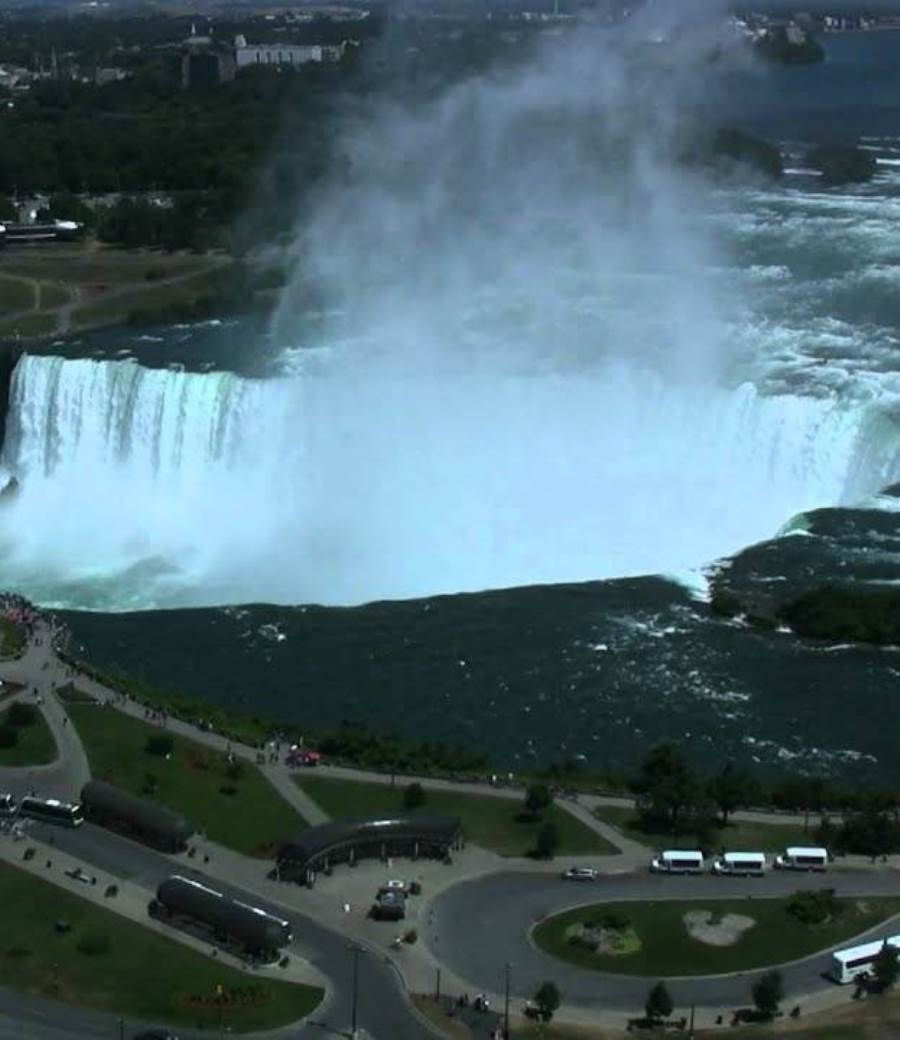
[830, 935, 900, 984]
[774, 846, 828, 871]
[18, 796, 84, 828]
[650, 850, 704, 874]
[712, 851, 767, 876]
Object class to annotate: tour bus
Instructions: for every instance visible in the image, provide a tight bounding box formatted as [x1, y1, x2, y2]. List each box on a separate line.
[650, 850, 705, 874]
[18, 796, 84, 828]
[774, 846, 828, 871]
[712, 851, 767, 877]
[830, 935, 900, 984]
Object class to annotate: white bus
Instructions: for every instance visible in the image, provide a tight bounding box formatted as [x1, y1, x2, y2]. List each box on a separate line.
[650, 850, 704, 874]
[19, 796, 84, 828]
[712, 851, 767, 876]
[830, 935, 900, 984]
[774, 846, 828, 871]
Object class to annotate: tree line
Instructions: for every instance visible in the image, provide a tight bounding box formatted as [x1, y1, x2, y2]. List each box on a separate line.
[630, 742, 900, 857]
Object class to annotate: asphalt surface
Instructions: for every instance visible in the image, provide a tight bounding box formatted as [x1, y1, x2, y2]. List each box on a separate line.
[5, 821, 437, 1040]
[427, 868, 900, 1012]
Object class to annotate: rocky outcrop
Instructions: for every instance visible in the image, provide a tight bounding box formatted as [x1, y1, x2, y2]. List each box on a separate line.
[805, 143, 877, 185]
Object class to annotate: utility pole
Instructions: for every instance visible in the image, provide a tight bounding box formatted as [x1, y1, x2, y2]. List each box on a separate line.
[504, 962, 511, 1040]
[689, 1003, 696, 1040]
[350, 944, 361, 1038]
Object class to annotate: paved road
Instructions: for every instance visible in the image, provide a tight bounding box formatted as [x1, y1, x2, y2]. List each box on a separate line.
[10, 820, 438, 1040]
[427, 868, 900, 1013]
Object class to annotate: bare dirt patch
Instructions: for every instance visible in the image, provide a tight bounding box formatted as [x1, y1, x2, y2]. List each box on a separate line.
[684, 911, 756, 946]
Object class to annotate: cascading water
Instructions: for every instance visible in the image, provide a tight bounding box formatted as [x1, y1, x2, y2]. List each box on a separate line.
[4, 22, 900, 611]
[1, 349, 899, 611]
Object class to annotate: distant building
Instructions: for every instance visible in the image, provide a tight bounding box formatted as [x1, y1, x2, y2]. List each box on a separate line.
[234, 35, 349, 67]
[181, 25, 236, 90]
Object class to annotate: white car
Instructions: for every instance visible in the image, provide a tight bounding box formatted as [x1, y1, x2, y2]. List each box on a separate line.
[382, 879, 408, 894]
[0, 794, 15, 816]
[561, 866, 597, 881]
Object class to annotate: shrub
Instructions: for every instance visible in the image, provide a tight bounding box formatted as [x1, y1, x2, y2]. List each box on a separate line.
[752, 970, 783, 1020]
[104, 885, 118, 898]
[0, 724, 18, 749]
[7, 702, 38, 727]
[599, 910, 631, 932]
[145, 734, 174, 757]
[77, 932, 111, 955]
[6, 946, 30, 958]
[535, 820, 561, 860]
[787, 889, 839, 925]
[403, 929, 418, 944]
[219, 784, 238, 797]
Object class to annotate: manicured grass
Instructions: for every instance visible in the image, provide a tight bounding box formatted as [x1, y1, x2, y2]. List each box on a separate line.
[533, 896, 900, 976]
[68, 705, 306, 857]
[296, 775, 616, 857]
[0, 273, 35, 311]
[0, 705, 56, 766]
[593, 804, 812, 854]
[0, 618, 26, 659]
[0, 861, 322, 1032]
[37, 281, 69, 309]
[71, 270, 218, 328]
[0, 311, 59, 338]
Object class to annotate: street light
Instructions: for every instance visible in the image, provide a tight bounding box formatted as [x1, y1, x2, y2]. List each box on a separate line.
[349, 943, 362, 1038]
[504, 961, 511, 1040]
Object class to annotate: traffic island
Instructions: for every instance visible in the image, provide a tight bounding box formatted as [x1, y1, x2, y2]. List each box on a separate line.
[533, 896, 900, 976]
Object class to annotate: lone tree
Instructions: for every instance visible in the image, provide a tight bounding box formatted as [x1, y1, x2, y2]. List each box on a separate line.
[403, 782, 426, 810]
[708, 762, 753, 826]
[634, 743, 700, 832]
[872, 941, 900, 994]
[535, 820, 560, 860]
[533, 980, 560, 1022]
[751, 970, 783, 1020]
[645, 981, 673, 1024]
[524, 783, 553, 819]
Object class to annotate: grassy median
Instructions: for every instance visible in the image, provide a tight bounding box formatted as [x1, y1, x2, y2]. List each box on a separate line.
[296, 775, 616, 857]
[533, 896, 900, 977]
[68, 704, 305, 856]
[0, 861, 321, 1032]
[0, 704, 56, 767]
[593, 804, 811, 853]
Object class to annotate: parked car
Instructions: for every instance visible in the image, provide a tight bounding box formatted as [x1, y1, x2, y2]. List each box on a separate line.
[561, 866, 597, 881]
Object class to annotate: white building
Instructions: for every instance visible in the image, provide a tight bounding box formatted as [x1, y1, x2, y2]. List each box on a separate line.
[234, 37, 348, 67]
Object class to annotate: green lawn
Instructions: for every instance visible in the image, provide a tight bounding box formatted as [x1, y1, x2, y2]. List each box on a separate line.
[68, 705, 305, 857]
[296, 775, 616, 857]
[0, 273, 35, 311]
[0, 311, 59, 338]
[0, 705, 56, 766]
[71, 270, 217, 329]
[593, 804, 812, 854]
[0, 618, 27, 659]
[533, 896, 900, 976]
[0, 861, 321, 1032]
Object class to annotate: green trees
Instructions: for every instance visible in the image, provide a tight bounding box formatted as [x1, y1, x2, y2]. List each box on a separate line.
[872, 941, 900, 994]
[532, 980, 560, 1022]
[524, 783, 553, 819]
[708, 763, 753, 826]
[144, 733, 174, 757]
[634, 744, 714, 836]
[751, 969, 783, 1020]
[645, 981, 673, 1024]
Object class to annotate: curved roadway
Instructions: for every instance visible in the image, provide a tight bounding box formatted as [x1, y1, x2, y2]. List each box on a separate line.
[427, 868, 900, 1012]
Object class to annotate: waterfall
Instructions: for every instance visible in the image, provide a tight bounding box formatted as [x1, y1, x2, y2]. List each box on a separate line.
[0, 352, 898, 611]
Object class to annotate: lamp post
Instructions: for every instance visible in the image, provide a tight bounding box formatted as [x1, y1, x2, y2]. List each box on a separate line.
[504, 961, 511, 1040]
[350, 943, 362, 1038]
